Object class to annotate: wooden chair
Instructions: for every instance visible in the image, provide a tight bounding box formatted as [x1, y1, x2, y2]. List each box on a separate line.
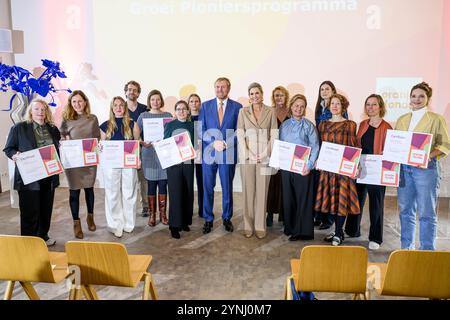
[285, 245, 368, 300]
[0, 235, 69, 300]
[65, 241, 158, 300]
[368, 250, 450, 300]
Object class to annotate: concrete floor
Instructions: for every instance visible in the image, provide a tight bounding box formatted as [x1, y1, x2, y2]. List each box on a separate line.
[0, 189, 449, 300]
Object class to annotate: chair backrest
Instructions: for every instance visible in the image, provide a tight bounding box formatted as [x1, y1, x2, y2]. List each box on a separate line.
[65, 241, 134, 287]
[381, 250, 450, 299]
[0, 235, 56, 283]
[296, 245, 368, 294]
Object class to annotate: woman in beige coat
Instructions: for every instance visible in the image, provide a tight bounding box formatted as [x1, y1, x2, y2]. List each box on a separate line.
[237, 83, 278, 239]
[60, 90, 100, 239]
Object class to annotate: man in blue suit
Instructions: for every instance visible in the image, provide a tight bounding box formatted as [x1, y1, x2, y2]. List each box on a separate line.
[199, 77, 242, 234]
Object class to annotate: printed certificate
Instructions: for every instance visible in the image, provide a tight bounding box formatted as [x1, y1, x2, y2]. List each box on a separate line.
[357, 154, 400, 187]
[60, 138, 98, 169]
[142, 118, 173, 142]
[15, 145, 64, 185]
[382, 130, 432, 169]
[269, 139, 311, 174]
[316, 142, 361, 177]
[99, 140, 140, 169]
[154, 132, 196, 169]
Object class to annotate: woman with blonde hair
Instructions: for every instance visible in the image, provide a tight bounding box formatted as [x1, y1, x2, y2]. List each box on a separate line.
[344, 94, 392, 250]
[60, 90, 100, 239]
[280, 94, 319, 240]
[3, 99, 61, 246]
[266, 86, 290, 227]
[237, 82, 278, 239]
[99, 96, 138, 238]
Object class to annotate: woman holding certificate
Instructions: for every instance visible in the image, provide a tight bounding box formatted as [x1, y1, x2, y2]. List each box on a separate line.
[237, 82, 278, 239]
[395, 82, 450, 250]
[315, 93, 360, 246]
[279, 94, 320, 241]
[60, 90, 100, 239]
[344, 94, 392, 250]
[134, 90, 173, 227]
[266, 86, 289, 227]
[100, 96, 138, 238]
[164, 100, 195, 239]
[3, 99, 61, 246]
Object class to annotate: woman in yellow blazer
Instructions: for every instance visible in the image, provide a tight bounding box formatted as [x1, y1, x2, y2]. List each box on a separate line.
[237, 82, 278, 239]
[395, 82, 450, 250]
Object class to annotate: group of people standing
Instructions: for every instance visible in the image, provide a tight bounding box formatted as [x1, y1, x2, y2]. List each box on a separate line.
[3, 78, 449, 251]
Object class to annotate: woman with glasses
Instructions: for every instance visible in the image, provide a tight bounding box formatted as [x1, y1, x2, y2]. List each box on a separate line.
[164, 100, 195, 239]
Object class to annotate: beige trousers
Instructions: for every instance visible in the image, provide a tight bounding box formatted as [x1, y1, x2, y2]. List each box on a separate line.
[137, 168, 148, 208]
[241, 163, 271, 233]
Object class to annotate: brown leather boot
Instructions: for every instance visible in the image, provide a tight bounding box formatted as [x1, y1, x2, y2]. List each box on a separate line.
[86, 213, 96, 231]
[73, 219, 84, 239]
[158, 194, 168, 225]
[148, 195, 157, 227]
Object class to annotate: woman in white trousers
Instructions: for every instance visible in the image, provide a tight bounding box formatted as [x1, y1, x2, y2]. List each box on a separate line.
[100, 96, 138, 238]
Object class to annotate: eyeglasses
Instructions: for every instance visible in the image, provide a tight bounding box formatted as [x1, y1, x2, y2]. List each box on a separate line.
[175, 108, 188, 112]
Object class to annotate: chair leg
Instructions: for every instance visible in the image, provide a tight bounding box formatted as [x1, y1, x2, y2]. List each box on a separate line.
[74, 288, 82, 300]
[143, 274, 150, 300]
[86, 285, 99, 300]
[285, 277, 293, 300]
[81, 285, 98, 300]
[4, 281, 15, 300]
[147, 273, 158, 300]
[81, 285, 93, 300]
[68, 287, 75, 300]
[20, 282, 40, 300]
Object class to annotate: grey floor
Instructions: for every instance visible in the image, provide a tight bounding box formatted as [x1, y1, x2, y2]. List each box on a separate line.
[0, 189, 449, 300]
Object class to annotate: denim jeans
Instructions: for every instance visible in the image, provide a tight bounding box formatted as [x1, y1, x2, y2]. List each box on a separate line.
[397, 159, 440, 250]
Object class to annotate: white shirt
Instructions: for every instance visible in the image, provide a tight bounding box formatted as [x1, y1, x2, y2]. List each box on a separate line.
[408, 107, 428, 131]
[216, 97, 228, 115]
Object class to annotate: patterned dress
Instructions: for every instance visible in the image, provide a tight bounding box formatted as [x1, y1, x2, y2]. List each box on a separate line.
[315, 120, 360, 216]
[137, 111, 173, 181]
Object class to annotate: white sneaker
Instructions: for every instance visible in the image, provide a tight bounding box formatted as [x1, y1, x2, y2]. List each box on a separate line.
[45, 238, 56, 247]
[369, 241, 380, 250]
[123, 227, 134, 233]
[114, 229, 123, 238]
[331, 236, 342, 246]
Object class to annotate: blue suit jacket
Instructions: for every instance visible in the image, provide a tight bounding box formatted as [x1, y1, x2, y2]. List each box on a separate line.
[199, 98, 242, 165]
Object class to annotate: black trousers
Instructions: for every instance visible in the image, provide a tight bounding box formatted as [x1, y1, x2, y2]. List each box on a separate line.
[148, 179, 168, 195]
[345, 183, 385, 244]
[69, 188, 95, 220]
[17, 177, 55, 240]
[281, 170, 314, 239]
[167, 163, 194, 229]
[195, 164, 203, 215]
